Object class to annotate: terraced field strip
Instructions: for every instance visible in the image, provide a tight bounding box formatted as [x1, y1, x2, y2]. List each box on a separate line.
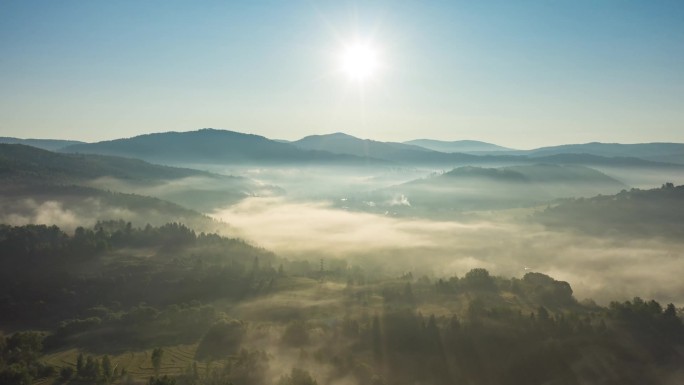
[119, 344, 220, 378]
[32, 377, 50, 385]
[43, 344, 210, 379]
[43, 348, 79, 368]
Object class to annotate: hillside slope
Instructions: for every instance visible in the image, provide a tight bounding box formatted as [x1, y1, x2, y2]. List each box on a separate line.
[0, 137, 85, 151]
[61, 129, 374, 165]
[404, 139, 514, 153]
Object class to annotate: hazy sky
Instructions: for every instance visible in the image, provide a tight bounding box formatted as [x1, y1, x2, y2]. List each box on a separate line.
[1, 1, 683, 148]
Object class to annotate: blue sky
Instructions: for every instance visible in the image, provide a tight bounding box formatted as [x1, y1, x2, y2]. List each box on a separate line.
[1, 0, 683, 148]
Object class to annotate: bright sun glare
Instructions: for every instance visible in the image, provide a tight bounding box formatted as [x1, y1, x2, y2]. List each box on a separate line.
[339, 41, 380, 82]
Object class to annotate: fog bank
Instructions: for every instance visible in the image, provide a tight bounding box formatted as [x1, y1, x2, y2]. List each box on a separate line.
[213, 197, 684, 305]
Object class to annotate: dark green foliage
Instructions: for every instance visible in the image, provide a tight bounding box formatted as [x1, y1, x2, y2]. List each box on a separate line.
[0, 222, 277, 343]
[521, 272, 575, 306]
[59, 365, 74, 380]
[282, 321, 310, 347]
[80, 355, 101, 380]
[152, 348, 164, 376]
[462, 268, 496, 291]
[0, 364, 33, 385]
[0, 219, 683, 385]
[0, 332, 51, 385]
[537, 184, 684, 238]
[222, 349, 269, 385]
[196, 320, 246, 361]
[608, 297, 684, 362]
[176, 349, 269, 385]
[150, 374, 177, 385]
[278, 368, 318, 385]
[76, 352, 84, 373]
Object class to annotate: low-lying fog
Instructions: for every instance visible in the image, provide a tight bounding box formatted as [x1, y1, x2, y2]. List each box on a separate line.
[212, 196, 684, 306]
[4, 162, 683, 307]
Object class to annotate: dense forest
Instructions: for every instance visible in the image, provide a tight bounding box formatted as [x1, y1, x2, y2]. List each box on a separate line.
[536, 183, 684, 238]
[1, 222, 683, 385]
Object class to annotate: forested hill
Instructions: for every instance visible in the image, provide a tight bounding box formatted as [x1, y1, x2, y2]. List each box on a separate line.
[60, 129, 375, 165]
[404, 138, 514, 153]
[0, 143, 213, 183]
[292, 132, 452, 163]
[536, 183, 684, 238]
[525, 142, 684, 164]
[357, 164, 627, 216]
[0, 143, 285, 214]
[1, 222, 683, 385]
[0, 183, 220, 233]
[0, 137, 85, 151]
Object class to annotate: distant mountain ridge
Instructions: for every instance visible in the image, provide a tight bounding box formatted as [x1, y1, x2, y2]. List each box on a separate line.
[536, 183, 684, 239]
[293, 132, 442, 162]
[0, 137, 85, 151]
[331, 163, 629, 218]
[292, 132, 684, 168]
[411, 164, 625, 189]
[405, 139, 684, 164]
[0, 143, 211, 182]
[0, 143, 212, 182]
[371, 164, 628, 214]
[61, 129, 375, 165]
[404, 139, 514, 154]
[524, 142, 684, 164]
[8, 128, 682, 168]
[0, 143, 283, 212]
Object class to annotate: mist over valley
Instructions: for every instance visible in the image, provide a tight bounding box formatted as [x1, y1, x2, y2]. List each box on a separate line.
[2, 2, 684, 383]
[3, 128, 684, 385]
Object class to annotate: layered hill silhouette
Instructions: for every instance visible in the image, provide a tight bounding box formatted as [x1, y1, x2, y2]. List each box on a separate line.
[406, 139, 684, 164]
[61, 129, 373, 165]
[0, 183, 217, 232]
[4, 128, 678, 169]
[294, 132, 431, 157]
[523, 142, 684, 164]
[0, 143, 210, 182]
[403, 139, 514, 154]
[0, 144, 216, 228]
[291, 132, 681, 168]
[0, 137, 85, 151]
[0, 143, 281, 213]
[342, 164, 627, 217]
[536, 183, 684, 239]
[400, 164, 625, 200]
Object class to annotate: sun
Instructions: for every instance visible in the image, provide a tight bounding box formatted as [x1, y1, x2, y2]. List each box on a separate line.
[339, 41, 380, 82]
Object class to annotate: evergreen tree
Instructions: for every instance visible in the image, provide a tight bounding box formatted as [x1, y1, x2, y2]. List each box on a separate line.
[151, 348, 164, 377]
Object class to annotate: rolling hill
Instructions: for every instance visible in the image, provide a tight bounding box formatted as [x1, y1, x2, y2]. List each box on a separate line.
[0, 143, 211, 182]
[402, 164, 626, 202]
[293, 133, 526, 165]
[61, 128, 375, 165]
[525, 142, 684, 164]
[535, 183, 684, 239]
[404, 139, 514, 154]
[17, 129, 684, 170]
[405, 139, 684, 164]
[293, 132, 432, 158]
[339, 164, 627, 217]
[0, 137, 85, 151]
[0, 143, 282, 213]
[293, 133, 682, 168]
[0, 183, 220, 233]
